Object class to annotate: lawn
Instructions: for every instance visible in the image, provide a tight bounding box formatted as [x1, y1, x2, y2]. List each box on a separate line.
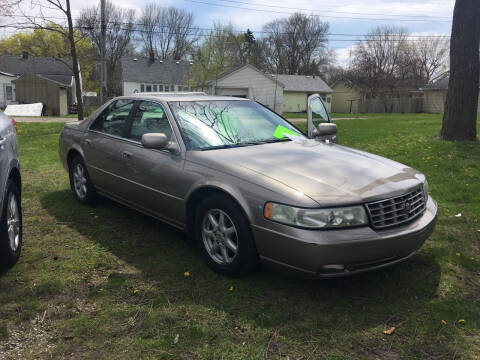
[0, 114, 479, 359]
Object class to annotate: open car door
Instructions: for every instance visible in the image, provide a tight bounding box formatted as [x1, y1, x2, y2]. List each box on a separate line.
[307, 94, 338, 143]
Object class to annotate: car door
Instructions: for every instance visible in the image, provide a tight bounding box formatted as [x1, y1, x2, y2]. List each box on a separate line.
[119, 100, 186, 226]
[82, 99, 135, 198]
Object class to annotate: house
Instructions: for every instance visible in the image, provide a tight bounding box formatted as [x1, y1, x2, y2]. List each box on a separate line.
[206, 64, 285, 113]
[0, 71, 17, 108]
[276, 74, 332, 113]
[204, 64, 332, 114]
[0, 52, 81, 112]
[121, 57, 193, 96]
[331, 80, 363, 113]
[422, 76, 480, 113]
[13, 73, 68, 116]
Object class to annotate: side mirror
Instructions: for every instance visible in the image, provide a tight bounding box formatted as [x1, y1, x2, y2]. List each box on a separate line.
[141, 133, 179, 153]
[317, 123, 337, 136]
[307, 93, 331, 138]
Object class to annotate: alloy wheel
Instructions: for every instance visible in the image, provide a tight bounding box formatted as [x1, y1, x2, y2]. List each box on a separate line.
[6, 192, 20, 252]
[202, 209, 239, 265]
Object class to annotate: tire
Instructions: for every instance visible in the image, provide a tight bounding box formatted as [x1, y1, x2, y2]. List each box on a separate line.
[0, 180, 22, 269]
[195, 194, 259, 277]
[69, 156, 98, 205]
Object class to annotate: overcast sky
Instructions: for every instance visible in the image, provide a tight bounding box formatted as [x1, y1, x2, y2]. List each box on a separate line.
[2, 0, 454, 66]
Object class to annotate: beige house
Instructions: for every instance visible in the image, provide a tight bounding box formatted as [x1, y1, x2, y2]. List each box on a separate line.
[276, 74, 332, 113]
[422, 76, 480, 113]
[13, 73, 68, 116]
[0, 71, 17, 108]
[331, 81, 363, 113]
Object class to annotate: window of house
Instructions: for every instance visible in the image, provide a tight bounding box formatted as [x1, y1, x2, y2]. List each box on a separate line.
[158, 84, 164, 92]
[153, 85, 157, 92]
[5, 86, 12, 101]
[140, 84, 145, 92]
[164, 85, 170, 92]
[128, 101, 173, 142]
[90, 99, 135, 137]
[146, 85, 152, 92]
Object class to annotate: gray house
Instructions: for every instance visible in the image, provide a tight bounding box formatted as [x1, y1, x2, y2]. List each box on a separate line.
[121, 57, 193, 95]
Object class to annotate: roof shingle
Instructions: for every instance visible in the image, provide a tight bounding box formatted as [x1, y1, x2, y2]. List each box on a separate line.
[121, 57, 190, 84]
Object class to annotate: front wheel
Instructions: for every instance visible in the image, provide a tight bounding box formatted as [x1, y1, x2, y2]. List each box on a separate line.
[0, 180, 22, 269]
[195, 194, 259, 277]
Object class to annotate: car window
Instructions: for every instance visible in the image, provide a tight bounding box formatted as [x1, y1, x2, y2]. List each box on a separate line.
[128, 101, 173, 142]
[90, 99, 134, 137]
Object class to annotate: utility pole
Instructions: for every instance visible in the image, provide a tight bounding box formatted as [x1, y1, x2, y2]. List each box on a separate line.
[100, 0, 107, 104]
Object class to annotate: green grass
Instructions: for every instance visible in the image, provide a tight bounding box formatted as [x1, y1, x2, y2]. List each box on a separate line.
[0, 114, 479, 359]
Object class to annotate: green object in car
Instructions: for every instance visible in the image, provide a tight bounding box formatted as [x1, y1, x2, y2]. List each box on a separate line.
[273, 125, 300, 139]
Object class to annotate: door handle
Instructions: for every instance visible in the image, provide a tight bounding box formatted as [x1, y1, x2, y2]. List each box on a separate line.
[0, 137, 6, 146]
[84, 139, 91, 146]
[122, 151, 132, 159]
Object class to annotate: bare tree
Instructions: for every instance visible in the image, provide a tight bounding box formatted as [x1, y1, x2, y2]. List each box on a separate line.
[138, 3, 161, 61]
[440, 0, 479, 141]
[262, 13, 329, 75]
[0, 0, 21, 16]
[151, 7, 197, 60]
[413, 36, 449, 84]
[13, 0, 85, 119]
[78, 1, 135, 96]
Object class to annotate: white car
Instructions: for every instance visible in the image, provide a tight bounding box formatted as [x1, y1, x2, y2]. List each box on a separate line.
[0, 111, 22, 268]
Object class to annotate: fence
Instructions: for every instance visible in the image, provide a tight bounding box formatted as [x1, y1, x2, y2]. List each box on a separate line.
[359, 97, 424, 113]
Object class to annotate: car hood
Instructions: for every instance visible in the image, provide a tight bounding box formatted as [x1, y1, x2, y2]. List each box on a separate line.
[188, 139, 425, 206]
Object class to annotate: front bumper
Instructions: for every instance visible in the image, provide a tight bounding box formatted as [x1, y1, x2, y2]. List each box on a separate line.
[252, 196, 437, 278]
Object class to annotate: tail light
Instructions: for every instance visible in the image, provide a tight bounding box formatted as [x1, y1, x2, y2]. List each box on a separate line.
[11, 118, 17, 131]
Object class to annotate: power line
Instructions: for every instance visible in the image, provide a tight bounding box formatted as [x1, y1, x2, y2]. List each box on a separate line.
[214, 0, 452, 20]
[0, 23, 450, 43]
[182, 0, 452, 22]
[2, 16, 451, 39]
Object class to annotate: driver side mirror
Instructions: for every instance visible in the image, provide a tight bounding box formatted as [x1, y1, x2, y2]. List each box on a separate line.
[141, 133, 179, 153]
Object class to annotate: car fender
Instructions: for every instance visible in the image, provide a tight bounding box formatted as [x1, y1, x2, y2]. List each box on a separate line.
[0, 159, 20, 211]
[186, 179, 255, 224]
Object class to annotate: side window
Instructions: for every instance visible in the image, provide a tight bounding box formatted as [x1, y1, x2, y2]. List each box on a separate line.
[128, 101, 173, 142]
[90, 99, 134, 137]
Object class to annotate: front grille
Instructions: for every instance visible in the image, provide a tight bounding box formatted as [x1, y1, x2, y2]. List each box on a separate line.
[366, 186, 426, 229]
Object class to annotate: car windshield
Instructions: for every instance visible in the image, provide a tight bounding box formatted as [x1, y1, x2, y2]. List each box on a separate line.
[168, 100, 305, 150]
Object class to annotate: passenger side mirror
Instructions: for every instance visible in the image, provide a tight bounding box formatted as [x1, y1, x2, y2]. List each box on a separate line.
[307, 94, 337, 143]
[141, 133, 179, 153]
[317, 123, 337, 136]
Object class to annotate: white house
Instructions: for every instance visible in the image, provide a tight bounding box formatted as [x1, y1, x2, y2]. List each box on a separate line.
[0, 71, 17, 108]
[206, 64, 285, 113]
[205, 64, 332, 114]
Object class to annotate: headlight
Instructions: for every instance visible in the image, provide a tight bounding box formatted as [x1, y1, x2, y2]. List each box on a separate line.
[423, 179, 429, 199]
[264, 202, 368, 229]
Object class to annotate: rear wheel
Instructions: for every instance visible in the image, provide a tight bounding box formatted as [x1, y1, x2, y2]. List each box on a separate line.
[0, 180, 22, 268]
[195, 194, 258, 277]
[69, 156, 98, 205]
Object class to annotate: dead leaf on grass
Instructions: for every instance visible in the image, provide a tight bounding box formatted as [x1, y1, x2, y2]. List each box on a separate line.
[383, 327, 396, 335]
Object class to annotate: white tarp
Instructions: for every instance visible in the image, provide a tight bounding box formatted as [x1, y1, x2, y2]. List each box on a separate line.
[4, 103, 43, 117]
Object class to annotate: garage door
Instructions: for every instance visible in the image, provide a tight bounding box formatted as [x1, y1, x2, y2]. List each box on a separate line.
[215, 87, 248, 98]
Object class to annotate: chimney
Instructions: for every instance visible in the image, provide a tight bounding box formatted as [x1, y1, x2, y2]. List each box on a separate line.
[22, 51, 29, 60]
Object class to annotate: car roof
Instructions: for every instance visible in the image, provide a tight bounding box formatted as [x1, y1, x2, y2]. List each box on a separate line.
[114, 92, 250, 103]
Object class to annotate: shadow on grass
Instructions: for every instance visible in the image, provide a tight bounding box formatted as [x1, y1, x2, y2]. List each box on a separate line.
[41, 189, 447, 353]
